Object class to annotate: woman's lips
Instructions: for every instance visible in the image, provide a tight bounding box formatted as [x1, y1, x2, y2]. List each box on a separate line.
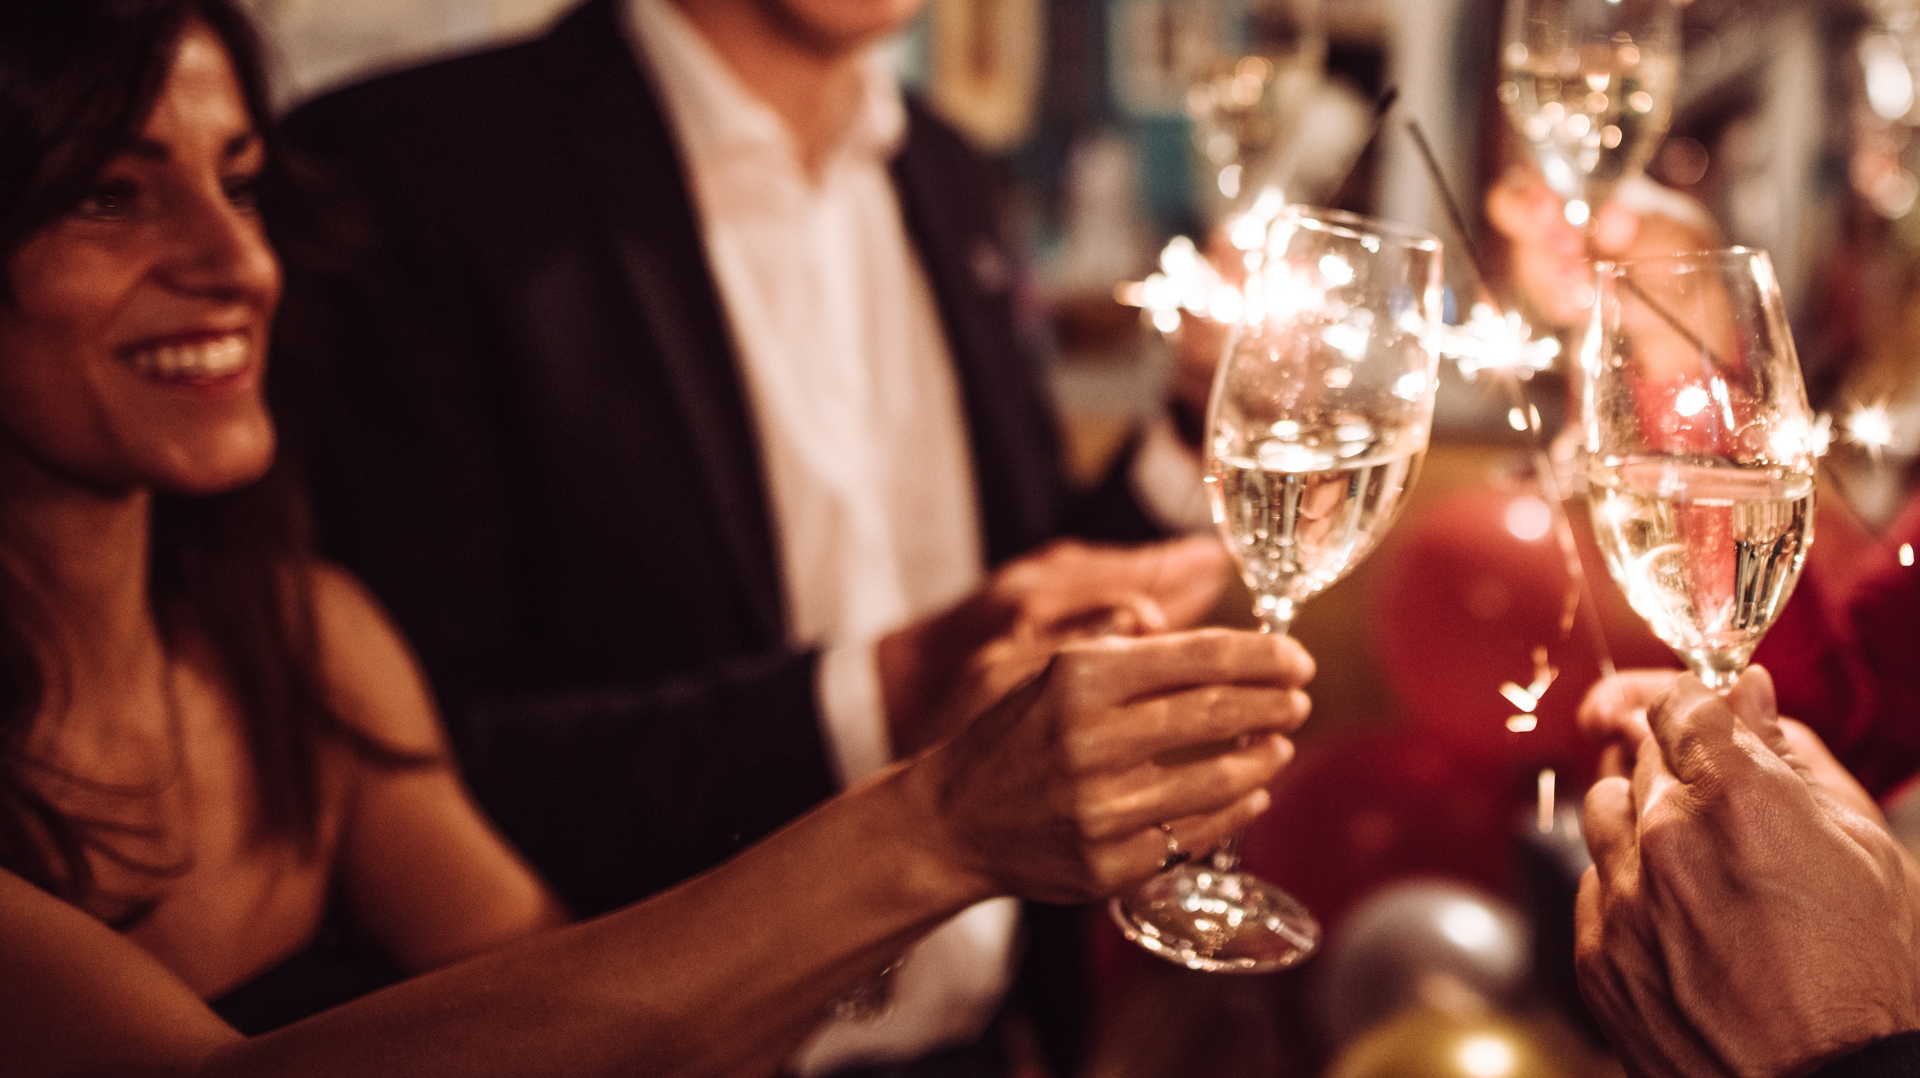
[120, 331, 252, 382]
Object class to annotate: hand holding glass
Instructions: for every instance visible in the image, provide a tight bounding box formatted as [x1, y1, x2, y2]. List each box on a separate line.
[1583, 249, 1817, 691]
[1109, 207, 1444, 972]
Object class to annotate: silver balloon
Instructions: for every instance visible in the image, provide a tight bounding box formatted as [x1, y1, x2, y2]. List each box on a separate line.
[1315, 879, 1533, 1048]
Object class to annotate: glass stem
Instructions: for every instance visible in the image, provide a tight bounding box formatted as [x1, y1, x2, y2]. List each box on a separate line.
[1257, 597, 1296, 637]
[1211, 601, 1295, 876]
[1686, 653, 1745, 695]
[1210, 833, 1242, 872]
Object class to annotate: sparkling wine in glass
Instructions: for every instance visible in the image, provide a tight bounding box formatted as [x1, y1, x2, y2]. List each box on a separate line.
[1498, 0, 1679, 227]
[1109, 207, 1444, 973]
[1583, 249, 1818, 691]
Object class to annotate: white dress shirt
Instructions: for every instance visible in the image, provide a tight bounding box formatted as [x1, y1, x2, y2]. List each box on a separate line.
[623, 1, 1020, 1071]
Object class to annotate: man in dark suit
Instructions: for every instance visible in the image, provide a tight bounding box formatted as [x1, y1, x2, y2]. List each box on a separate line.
[277, 0, 1211, 1070]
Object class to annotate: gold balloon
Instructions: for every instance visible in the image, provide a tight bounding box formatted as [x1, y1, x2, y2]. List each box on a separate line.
[1325, 1009, 1599, 1078]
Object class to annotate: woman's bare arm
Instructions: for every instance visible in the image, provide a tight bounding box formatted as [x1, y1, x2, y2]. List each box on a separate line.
[310, 565, 569, 972]
[0, 625, 1313, 1078]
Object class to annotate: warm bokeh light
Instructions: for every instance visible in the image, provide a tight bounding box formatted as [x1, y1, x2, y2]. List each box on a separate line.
[1844, 400, 1899, 458]
[1456, 1033, 1518, 1078]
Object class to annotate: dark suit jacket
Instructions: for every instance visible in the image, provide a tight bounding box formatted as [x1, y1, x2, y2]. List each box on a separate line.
[279, 3, 1151, 1053]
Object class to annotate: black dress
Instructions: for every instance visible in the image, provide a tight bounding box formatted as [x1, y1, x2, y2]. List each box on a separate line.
[208, 918, 403, 1035]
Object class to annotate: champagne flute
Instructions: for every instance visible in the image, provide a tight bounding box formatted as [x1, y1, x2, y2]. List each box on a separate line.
[1109, 207, 1444, 973]
[1583, 249, 1817, 691]
[1498, 0, 1680, 228]
[1187, 0, 1325, 207]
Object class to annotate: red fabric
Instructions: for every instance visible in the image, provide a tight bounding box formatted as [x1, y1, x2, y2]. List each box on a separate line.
[1373, 478, 1920, 800]
[1372, 482, 1675, 791]
[1754, 491, 1920, 798]
[1236, 727, 1519, 939]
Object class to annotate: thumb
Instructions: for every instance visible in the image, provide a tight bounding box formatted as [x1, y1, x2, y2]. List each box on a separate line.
[1722, 666, 1800, 771]
[1645, 675, 1766, 794]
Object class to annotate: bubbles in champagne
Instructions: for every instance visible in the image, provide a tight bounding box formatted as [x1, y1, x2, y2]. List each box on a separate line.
[1209, 422, 1427, 610]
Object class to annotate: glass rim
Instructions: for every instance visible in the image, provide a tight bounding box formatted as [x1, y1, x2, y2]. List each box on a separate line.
[1594, 245, 1770, 277]
[1280, 205, 1442, 254]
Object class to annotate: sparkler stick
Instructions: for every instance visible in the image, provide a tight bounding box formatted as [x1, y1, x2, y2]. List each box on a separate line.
[1405, 121, 1494, 297]
[1327, 86, 1400, 209]
[1615, 275, 1727, 371]
[1402, 119, 1619, 688]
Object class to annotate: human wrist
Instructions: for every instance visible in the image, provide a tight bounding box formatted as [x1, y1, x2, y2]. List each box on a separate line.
[875, 623, 928, 738]
[879, 748, 1002, 911]
[877, 607, 983, 756]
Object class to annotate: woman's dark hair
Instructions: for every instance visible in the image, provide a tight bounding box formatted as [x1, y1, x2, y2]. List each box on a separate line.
[0, 0, 423, 914]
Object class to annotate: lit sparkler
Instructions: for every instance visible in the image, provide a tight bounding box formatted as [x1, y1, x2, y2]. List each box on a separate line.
[1438, 303, 1560, 380]
[1113, 235, 1238, 334]
[1500, 645, 1558, 733]
[1117, 246, 1561, 385]
[1811, 412, 1835, 458]
[1843, 399, 1900, 462]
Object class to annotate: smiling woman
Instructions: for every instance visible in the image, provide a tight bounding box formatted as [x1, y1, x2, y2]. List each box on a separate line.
[0, 8, 1317, 1073]
[0, 0, 373, 950]
[0, 20, 279, 496]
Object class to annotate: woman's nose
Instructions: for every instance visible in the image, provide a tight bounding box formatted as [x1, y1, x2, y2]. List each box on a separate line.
[158, 183, 280, 303]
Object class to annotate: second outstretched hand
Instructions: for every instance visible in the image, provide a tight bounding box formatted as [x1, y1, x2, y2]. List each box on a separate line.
[880, 536, 1232, 756]
[1576, 669, 1920, 1078]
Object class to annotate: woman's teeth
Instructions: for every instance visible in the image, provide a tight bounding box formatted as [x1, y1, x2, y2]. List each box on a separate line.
[127, 335, 249, 379]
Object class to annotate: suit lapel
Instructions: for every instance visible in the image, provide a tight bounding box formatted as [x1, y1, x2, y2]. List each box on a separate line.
[891, 104, 1063, 565]
[527, 0, 785, 643]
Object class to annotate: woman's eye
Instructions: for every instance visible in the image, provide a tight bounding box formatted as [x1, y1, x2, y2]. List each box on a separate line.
[74, 180, 138, 220]
[223, 172, 261, 212]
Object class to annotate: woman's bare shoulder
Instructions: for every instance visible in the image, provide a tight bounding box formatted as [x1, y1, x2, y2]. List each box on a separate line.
[301, 560, 449, 758]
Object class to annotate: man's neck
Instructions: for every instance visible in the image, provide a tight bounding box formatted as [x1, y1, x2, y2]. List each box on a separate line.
[667, 0, 869, 176]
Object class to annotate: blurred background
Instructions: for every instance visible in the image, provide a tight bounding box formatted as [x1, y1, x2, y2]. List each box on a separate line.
[238, 0, 1920, 1073]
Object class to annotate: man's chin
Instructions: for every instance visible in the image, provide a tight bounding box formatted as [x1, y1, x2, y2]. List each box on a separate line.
[754, 0, 920, 59]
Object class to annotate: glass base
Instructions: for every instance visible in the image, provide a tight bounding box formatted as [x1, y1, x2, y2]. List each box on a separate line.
[1108, 867, 1320, 973]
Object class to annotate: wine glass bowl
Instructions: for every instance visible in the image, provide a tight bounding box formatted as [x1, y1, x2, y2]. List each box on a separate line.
[1109, 207, 1444, 974]
[1582, 249, 1818, 691]
[1208, 209, 1445, 636]
[1499, 0, 1679, 225]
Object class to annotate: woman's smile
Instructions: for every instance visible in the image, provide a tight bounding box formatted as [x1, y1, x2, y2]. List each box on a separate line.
[119, 328, 256, 384]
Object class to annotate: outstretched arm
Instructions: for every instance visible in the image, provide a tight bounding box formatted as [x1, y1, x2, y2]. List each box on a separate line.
[1, 625, 1311, 1078]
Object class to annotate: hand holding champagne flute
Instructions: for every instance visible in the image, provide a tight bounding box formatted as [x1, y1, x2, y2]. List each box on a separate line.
[1109, 207, 1444, 973]
[1583, 249, 1818, 691]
